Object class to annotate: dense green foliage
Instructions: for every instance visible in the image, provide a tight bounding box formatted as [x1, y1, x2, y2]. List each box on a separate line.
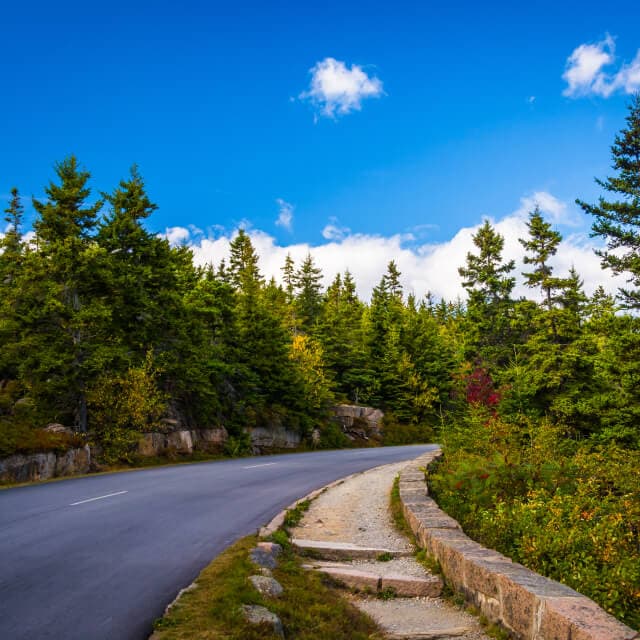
[1, 96, 640, 626]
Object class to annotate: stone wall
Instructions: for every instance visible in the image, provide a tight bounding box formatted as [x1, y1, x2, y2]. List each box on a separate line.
[0, 445, 91, 484]
[399, 450, 638, 640]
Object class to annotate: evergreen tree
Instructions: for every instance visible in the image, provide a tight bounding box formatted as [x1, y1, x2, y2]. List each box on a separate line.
[293, 253, 323, 333]
[0, 188, 25, 381]
[577, 94, 640, 308]
[25, 157, 108, 431]
[229, 229, 263, 293]
[458, 220, 515, 366]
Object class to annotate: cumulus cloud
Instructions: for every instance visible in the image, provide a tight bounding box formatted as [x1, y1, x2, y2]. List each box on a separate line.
[299, 57, 384, 118]
[167, 191, 626, 304]
[563, 35, 640, 97]
[164, 226, 192, 246]
[513, 191, 580, 226]
[275, 198, 294, 231]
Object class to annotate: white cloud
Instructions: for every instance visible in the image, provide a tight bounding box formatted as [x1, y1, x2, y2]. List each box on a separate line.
[172, 191, 626, 304]
[615, 50, 640, 94]
[163, 226, 191, 246]
[299, 57, 384, 118]
[527, 96, 536, 104]
[513, 191, 580, 226]
[275, 198, 294, 231]
[322, 217, 350, 240]
[563, 35, 640, 97]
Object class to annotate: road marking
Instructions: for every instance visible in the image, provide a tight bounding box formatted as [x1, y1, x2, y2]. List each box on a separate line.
[242, 463, 278, 469]
[69, 491, 128, 506]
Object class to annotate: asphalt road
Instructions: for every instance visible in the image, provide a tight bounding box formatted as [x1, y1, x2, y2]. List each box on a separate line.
[0, 444, 436, 640]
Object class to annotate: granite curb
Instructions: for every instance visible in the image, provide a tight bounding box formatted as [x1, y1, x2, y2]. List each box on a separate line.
[400, 450, 639, 640]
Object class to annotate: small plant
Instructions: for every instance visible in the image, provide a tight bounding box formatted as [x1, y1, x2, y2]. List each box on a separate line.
[376, 552, 393, 562]
[377, 586, 397, 600]
[283, 499, 311, 529]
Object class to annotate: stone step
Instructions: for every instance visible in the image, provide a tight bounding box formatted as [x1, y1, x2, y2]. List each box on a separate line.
[352, 597, 485, 640]
[303, 561, 443, 597]
[291, 538, 412, 561]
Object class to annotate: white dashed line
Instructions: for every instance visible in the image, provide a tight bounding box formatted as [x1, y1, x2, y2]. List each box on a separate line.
[242, 463, 278, 469]
[69, 491, 128, 506]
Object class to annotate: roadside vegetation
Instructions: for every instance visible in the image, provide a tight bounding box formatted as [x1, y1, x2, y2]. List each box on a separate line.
[1, 78, 640, 626]
[151, 534, 380, 640]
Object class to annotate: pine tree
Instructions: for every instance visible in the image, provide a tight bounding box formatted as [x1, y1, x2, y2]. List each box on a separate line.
[577, 94, 640, 308]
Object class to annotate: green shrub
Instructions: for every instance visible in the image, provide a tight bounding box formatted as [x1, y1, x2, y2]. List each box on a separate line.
[431, 416, 640, 629]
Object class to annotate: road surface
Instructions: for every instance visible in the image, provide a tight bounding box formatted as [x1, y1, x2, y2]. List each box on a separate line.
[0, 444, 435, 639]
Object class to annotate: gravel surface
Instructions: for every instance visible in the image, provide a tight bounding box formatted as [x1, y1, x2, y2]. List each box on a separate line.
[293, 459, 491, 640]
[291, 460, 414, 550]
[353, 597, 490, 639]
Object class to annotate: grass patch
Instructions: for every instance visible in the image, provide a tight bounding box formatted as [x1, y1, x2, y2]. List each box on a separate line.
[389, 475, 413, 539]
[151, 534, 382, 640]
[283, 499, 311, 529]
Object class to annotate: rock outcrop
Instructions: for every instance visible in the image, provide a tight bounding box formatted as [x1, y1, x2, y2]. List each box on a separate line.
[0, 445, 91, 483]
[245, 426, 301, 453]
[137, 427, 228, 457]
[332, 404, 384, 439]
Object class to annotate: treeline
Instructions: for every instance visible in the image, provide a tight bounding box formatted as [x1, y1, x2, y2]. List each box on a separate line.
[1, 98, 639, 625]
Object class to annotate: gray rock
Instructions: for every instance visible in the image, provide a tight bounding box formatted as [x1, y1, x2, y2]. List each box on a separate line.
[245, 426, 301, 453]
[166, 430, 193, 453]
[250, 542, 283, 570]
[137, 432, 167, 457]
[241, 605, 284, 638]
[332, 404, 384, 436]
[43, 423, 73, 435]
[249, 575, 284, 598]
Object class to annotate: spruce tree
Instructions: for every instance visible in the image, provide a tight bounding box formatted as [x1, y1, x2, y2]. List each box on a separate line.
[458, 220, 515, 366]
[293, 253, 323, 333]
[577, 94, 640, 308]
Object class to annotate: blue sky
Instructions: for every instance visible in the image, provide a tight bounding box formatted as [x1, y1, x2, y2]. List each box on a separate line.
[2, 0, 639, 299]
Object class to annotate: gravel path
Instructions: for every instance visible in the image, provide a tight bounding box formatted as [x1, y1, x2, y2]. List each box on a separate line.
[291, 460, 491, 640]
[291, 460, 413, 550]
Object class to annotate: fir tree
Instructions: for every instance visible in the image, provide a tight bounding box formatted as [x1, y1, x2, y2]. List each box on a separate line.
[577, 94, 640, 308]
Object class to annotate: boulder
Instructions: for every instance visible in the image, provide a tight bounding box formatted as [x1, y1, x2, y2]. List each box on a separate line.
[138, 433, 166, 457]
[54, 445, 91, 476]
[166, 430, 193, 454]
[332, 404, 384, 437]
[250, 542, 283, 570]
[246, 427, 301, 452]
[195, 427, 228, 451]
[0, 452, 56, 483]
[43, 423, 74, 435]
[249, 575, 284, 598]
[241, 605, 284, 638]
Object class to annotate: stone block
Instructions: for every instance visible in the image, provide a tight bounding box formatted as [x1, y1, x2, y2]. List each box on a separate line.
[537, 595, 639, 640]
[380, 573, 443, 597]
[497, 563, 579, 639]
[316, 567, 380, 592]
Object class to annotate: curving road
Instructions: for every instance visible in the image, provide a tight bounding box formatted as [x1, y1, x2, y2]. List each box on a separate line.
[0, 444, 435, 640]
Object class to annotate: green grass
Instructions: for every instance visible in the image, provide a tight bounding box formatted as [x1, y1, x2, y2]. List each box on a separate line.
[283, 499, 312, 529]
[151, 534, 382, 640]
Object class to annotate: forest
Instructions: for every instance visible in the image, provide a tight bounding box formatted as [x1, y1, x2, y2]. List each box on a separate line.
[1, 98, 639, 626]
